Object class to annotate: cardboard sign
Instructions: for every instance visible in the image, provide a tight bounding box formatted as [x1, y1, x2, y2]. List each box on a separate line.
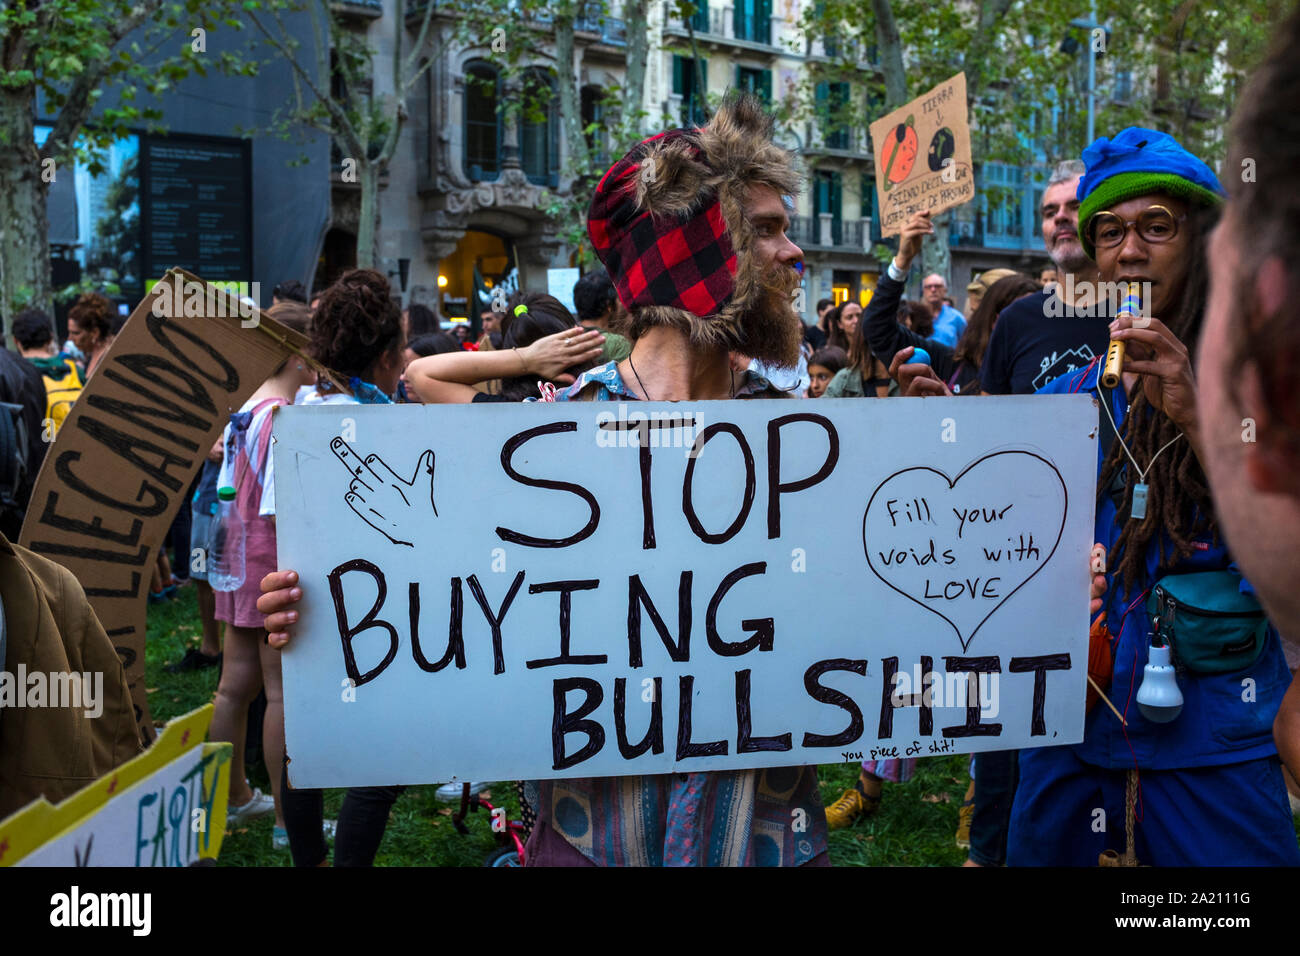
[0, 705, 231, 866]
[19, 271, 309, 740]
[869, 72, 974, 236]
[274, 396, 1098, 788]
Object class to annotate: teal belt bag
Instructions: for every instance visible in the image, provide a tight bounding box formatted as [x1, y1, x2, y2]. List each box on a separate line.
[1147, 570, 1268, 674]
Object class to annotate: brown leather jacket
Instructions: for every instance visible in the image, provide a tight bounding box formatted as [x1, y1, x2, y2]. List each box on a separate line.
[0, 532, 142, 819]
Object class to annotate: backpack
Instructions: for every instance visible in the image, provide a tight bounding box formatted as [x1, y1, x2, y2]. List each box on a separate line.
[38, 357, 84, 438]
[0, 401, 29, 526]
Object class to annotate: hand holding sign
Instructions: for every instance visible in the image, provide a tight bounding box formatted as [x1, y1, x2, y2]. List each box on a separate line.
[331, 437, 437, 548]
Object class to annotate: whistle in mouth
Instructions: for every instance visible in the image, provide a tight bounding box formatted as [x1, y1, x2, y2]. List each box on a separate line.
[1101, 282, 1141, 389]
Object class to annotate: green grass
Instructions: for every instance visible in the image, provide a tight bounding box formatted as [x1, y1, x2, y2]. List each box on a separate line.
[147, 587, 971, 866]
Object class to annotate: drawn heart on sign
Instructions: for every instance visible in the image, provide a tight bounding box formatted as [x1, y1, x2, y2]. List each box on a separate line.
[862, 450, 1068, 653]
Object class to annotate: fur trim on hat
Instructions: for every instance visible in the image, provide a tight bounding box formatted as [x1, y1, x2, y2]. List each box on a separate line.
[622, 93, 805, 368]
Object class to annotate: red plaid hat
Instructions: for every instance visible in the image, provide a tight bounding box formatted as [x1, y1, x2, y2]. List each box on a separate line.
[588, 130, 737, 320]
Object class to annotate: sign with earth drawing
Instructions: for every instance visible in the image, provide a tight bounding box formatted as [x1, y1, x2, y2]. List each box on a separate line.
[869, 72, 975, 237]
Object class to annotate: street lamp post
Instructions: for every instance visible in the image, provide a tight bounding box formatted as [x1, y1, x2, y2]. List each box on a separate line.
[1066, 3, 1106, 147]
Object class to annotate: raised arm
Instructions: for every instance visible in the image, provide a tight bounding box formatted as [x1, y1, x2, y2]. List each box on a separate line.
[405, 327, 605, 403]
[862, 211, 957, 382]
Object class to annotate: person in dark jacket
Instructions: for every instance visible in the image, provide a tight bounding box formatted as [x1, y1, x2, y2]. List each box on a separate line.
[861, 212, 1037, 396]
[0, 345, 50, 541]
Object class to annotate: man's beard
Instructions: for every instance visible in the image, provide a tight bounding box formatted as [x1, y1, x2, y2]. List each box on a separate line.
[737, 260, 803, 369]
[1050, 237, 1092, 275]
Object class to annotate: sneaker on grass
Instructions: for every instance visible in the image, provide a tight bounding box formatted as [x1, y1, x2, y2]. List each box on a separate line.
[228, 787, 275, 826]
[824, 779, 881, 830]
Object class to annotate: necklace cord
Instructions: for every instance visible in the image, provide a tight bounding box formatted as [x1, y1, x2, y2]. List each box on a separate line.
[1098, 379, 1183, 484]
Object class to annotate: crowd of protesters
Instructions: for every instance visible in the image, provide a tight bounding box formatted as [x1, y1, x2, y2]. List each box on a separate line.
[4, 2, 1300, 869]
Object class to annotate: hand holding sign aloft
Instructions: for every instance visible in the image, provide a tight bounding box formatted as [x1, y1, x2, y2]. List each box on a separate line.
[894, 211, 935, 271]
[332, 437, 437, 548]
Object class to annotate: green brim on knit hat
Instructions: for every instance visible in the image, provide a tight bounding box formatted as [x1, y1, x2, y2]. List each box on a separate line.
[1078, 171, 1222, 260]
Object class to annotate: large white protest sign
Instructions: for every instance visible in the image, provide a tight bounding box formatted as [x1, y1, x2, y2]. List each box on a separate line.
[274, 397, 1098, 788]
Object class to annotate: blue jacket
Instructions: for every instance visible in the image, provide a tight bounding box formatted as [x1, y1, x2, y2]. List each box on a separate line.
[1040, 362, 1289, 770]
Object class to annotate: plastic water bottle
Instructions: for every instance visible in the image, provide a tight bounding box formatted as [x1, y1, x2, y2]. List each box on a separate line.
[207, 486, 245, 592]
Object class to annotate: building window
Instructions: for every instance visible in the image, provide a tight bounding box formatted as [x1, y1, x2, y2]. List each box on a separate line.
[733, 0, 770, 43]
[673, 55, 709, 127]
[686, 0, 709, 33]
[581, 86, 610, 166]
[816, 81, 851, 150]
[735, 65, 771, 101]
[814, 169, 842, 245]
[520, 70, 559, 186]
[464, 61, 502, 182]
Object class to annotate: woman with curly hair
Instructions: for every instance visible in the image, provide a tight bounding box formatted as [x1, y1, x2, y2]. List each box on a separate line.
[66, 292, 115, 378]
[267, 269, 410, 865]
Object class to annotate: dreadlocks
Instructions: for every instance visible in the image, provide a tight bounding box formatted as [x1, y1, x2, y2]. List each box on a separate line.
[1097, 203, 1221, 593]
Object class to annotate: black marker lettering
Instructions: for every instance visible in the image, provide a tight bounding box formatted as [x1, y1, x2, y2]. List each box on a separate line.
[682, 423, 755, 544]
[328, 559, 399, 687]
[53, 450, 170, 516]
[496, 422, 600, 548]
[705, 562, 773, 657]
[600, 415, 696, 549]
[941, 656, 1003, 738]
[36, 491, 144, 546]
[551, 677, 606, 770]
[466, 571, 525, 675]
[145, 312, 240, 392]
[75, 415, 192, 493]
[626, 572, 692, 667]
[526, 579, 607, 669]
[676, 674, 728, 759]
[110, 355, 218, 415]
[1009, 653, 1071, 736]
[410, 579, 466, 672]
[802, 658, 867, 747]
[767, 413, 840, 538]
[613, 676, 664, 759]
[735, 669, 792, 753]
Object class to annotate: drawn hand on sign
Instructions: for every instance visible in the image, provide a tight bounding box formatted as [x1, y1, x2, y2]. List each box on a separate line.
[862, 450, 1067, 653]
[331, 437, 437, 548]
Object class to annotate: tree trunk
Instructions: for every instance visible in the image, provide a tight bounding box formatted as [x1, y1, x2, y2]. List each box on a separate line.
[554, 3, 587, 185]
[0, 87, 54, 333]
[870, 0, 907, 109]
[356, 161, 381, 269]
[622, 0, 649, 139]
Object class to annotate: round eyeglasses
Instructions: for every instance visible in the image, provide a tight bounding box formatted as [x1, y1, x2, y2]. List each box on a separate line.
[1088, 204, 1186, 250]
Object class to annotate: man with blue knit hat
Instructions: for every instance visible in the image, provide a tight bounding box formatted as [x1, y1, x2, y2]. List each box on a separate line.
[1007, 128, 1300, 866]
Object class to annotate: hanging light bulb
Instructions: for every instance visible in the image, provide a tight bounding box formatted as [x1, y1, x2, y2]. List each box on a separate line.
[1136, 643, 1183, 723]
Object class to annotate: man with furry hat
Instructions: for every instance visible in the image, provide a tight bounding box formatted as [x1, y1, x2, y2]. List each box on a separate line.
[557, 91, 807, 403]
[533, 92, 832, 865]
[257, 93, 829, 866]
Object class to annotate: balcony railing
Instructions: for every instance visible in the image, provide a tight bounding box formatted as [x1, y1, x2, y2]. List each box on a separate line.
[946, 162, 1048, 251]
[675, 5, 773, 47]
[576, 1, 626, 44]
[790, 215, 868, 251]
